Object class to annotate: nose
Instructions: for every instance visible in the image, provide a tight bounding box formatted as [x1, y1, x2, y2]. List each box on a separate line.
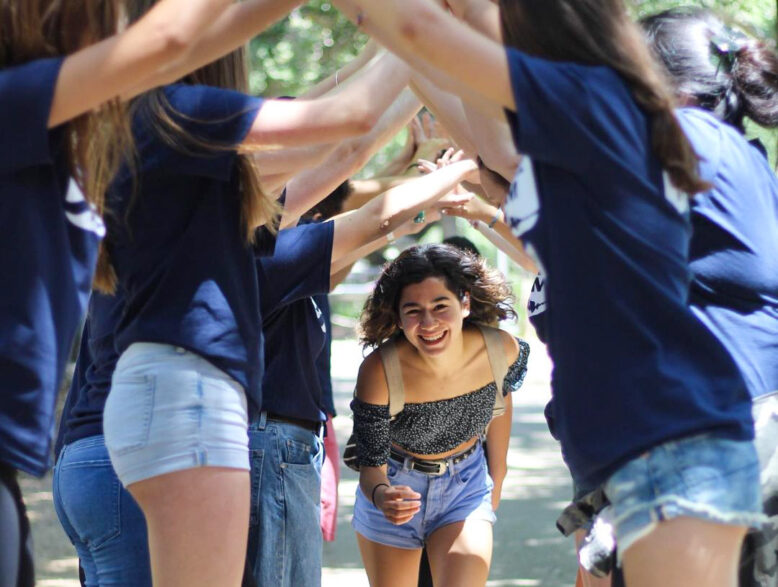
[420, 311, 437, 328]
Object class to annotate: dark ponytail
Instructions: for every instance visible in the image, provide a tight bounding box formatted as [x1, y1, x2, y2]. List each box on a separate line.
[733, 40, 778, 128]
[642, 7, 778, 132]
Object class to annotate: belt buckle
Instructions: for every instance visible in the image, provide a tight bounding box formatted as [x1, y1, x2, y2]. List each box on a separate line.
[417, 459, 447, 476]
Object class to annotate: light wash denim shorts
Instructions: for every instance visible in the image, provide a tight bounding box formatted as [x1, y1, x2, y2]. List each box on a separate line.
[104, 343, 249, 487]
[603, 432, 765, 560]
[352, 442, 495, 549]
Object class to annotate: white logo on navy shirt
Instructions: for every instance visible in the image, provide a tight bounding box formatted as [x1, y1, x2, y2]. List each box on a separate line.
[504, 157, 545, 272]
[527, 272, 548, 317]
[662, 172, 689, 215]
[64, 179, 106, 238]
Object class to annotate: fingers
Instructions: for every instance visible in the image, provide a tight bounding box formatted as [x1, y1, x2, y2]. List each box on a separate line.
[379, 485, 422, 525]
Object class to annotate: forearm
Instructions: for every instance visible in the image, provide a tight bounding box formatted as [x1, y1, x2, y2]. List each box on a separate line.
[52, 0, 235, 126]
[330, 160, 476, 261]
[331, 0, 513, 109]
[410, 74, 478, 157]
[486, 393, 512, 507]
[122, 0, 301, 101]
[462, 103, 520, 181]
[342, 177, 414, 212]
[359, 465, 391, 504]
[474, 220, 538, 274]
[251, 142, 337, 175]
[281, 89, 420, 225]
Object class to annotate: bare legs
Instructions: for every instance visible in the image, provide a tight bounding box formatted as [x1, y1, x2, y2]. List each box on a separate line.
[357, 518, 492, 587]
[621, 517, 746, 587]
[129, 467, 250, 587]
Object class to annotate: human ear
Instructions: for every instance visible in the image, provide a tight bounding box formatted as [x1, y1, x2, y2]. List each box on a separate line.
[462, 292, 471, 318]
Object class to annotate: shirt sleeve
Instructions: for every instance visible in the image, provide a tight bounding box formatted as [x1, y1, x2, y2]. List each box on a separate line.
[258, 221, 335, 315]
[136, 84, 263, 180]
[502, 339, 530, 396]
[351, 397, 391, 467]
[0, 58, 64, 173]
[504, 49, 596, 173]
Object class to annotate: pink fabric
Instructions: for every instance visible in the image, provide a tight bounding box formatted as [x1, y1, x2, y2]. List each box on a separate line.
[320, 415, 340, 541]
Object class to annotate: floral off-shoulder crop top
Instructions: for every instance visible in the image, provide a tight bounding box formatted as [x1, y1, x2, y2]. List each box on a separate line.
[351, 340, 530, 467]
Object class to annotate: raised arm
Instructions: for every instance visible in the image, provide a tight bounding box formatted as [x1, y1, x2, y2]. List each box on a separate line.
[330, 0, 514, 110]
[119, 0, 302, 101]
[243, 51, 411, 148]
[280, 88, 420, 225]
[51, 0, 234, 126]
[329, 159, 476, 267]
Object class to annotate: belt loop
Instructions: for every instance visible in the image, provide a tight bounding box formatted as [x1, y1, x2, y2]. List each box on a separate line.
[258, 410, 268, 431]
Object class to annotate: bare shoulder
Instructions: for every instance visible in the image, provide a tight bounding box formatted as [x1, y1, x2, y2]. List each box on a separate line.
[355, 347, 390, 405]
[498, 328, 520, 363]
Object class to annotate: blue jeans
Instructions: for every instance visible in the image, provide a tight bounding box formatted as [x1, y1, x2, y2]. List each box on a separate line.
[53, 435, 151, 587]
[247, 412, 324, 587]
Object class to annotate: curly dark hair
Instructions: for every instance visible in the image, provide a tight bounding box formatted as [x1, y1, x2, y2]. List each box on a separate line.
[359, 244, 516, 348]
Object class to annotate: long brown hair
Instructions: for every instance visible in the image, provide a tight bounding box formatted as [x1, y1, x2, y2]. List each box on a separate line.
[1, 0, 133, 292]
[124, 0, 279, 245]
[498, 0, 709, 194]
[359, 244, 516, 348]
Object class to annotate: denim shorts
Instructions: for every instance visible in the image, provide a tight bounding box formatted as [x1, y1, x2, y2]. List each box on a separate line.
[104, 343, 249, 486]
[603, 432, 765, 560]
[352, 442, 495, 549]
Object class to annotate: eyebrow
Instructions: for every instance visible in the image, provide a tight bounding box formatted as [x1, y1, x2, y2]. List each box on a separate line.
[401, 296, 451, 309]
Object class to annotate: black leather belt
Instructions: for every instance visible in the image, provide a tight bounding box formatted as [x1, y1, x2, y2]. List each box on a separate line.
[266, 413, 321, 434]
[389, 442, 479, 476]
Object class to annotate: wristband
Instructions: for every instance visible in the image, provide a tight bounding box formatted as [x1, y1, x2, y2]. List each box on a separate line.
[487, 209, 502, 229]
[371, 482, 390, 506]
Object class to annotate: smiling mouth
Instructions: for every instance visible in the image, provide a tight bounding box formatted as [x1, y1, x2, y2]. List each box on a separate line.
[419, 331, 447, 345]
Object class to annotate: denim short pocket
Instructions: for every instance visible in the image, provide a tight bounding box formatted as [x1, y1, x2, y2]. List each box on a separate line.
[453, 454, 484, 487]
[105, 375, 156, 456]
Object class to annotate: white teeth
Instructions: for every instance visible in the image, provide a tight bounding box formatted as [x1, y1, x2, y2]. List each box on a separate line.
[420, 332, 445, 343]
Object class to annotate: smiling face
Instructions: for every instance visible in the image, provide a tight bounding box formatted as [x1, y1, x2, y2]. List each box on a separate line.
[397, 277, 470, 357]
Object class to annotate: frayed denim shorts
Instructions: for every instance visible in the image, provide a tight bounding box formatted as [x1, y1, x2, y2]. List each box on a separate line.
[104, 343, 250, 487]
[352, 442, 495, 549]
[603, 431, 764, 560]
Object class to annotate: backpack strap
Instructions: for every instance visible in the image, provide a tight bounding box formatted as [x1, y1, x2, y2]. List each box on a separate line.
[477, 324, 508, 418]
[379, 341, 405, 418]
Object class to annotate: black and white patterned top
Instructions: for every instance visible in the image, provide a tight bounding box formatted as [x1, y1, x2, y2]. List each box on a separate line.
[351, 340, 530, 467]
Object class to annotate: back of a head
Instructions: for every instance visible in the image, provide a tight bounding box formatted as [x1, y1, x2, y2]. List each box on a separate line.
[642, 7, 778, 131]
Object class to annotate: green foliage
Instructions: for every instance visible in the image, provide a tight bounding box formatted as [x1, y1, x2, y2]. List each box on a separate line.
[248, 1, 367, 97]
[629, 0, 776, 36]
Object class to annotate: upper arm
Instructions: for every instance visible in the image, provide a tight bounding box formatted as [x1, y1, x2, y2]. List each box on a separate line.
[243, 96, 371, 148]
[356, 351, 390, 406]
[500, 329, 520, 366]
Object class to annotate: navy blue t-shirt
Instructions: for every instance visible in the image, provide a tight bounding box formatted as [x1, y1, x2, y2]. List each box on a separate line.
[107, 84, 266, 409]
[0, 58, 104, 476]
[502, 49, 752, 490]
[315, 293, 337, 417]
[54, 292, 124, 455]
[677, 108, 778, 399]
[258, 222, 334, 422]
